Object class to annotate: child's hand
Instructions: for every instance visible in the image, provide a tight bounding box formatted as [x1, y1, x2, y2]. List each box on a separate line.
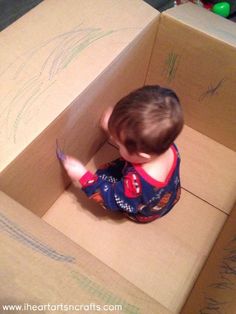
[62, 156, 87, 183]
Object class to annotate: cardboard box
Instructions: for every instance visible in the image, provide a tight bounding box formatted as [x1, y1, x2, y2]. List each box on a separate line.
[0, 0, 159, 216]
[43, 141, 227, 313]
[1, 2, 236, 314]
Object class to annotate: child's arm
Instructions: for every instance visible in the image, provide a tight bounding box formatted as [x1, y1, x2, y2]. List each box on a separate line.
[79, 171, 140, 214]
[62, 156, 140, 214]
[59, 106, 113, 181]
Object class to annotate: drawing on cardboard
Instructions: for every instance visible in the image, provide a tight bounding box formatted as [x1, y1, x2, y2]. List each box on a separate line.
[0, 25, 133, 144]
[200, 235, 236, 314]
[56, 139, 66, 162]
[71, 271, 140, 314]
[199, 78, 226, 102]
[0, 212, 75, 263]
[162, 51, 181, 83]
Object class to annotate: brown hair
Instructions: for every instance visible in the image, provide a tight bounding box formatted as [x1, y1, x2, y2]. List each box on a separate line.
[108, 85, 184, 155]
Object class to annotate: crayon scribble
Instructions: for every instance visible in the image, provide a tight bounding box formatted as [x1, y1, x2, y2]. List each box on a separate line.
[163, 51, 181, 83]
[56, 139, 66, 162]
[0, 212, 75, 263]
[199, 234, 236, 314]
[199, 78, 226, 102]
[0, 25, 137, 143]
[71, 271, 140, 314]
[199, 297, 228, 314]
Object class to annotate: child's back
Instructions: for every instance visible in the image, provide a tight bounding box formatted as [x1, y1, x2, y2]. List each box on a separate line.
[62, 85, 184, 223]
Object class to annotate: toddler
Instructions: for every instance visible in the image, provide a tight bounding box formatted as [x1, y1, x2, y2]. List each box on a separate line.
[62, 85, 184, 223]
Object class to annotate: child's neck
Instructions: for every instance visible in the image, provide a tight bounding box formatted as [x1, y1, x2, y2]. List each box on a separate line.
[141, 147, 174, 182]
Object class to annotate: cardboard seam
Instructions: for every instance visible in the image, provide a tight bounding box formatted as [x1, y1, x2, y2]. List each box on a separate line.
[144, 13, 162, 85]
[181, 187, 230, 216]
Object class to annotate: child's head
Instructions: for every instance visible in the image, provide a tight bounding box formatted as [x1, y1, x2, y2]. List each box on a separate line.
[108, 85, 184, 161]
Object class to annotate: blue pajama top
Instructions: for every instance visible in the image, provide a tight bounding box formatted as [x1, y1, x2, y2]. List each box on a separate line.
[79, 144, 181, 223]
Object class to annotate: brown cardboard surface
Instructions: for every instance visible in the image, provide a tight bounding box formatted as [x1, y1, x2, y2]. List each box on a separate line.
[176, 126, 236, 214]
[165, 2, 236, 46]
[0, 0, 158, 170]
[43, 142, 227, 313]
[1, 3, 235, 312]
[0, 0, 159, 216]
[0, 191, 172, 314]
[146, 2, 236, 151]
[181, 203, 236, 314]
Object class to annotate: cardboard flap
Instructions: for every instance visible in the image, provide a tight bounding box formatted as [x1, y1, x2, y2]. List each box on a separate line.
[0, 0, 159, 216]
[146, 3, 236, 151]
[0, 191, 171, 314]
[0, 0, 158, 172]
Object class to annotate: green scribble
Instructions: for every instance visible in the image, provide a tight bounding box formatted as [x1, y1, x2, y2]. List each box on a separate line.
[60, 30, 115, 71]
[71, 271, 140, 314]
[2, 25, 141, 144]
[12, 80, 55, 143]
[163, 51, 180, 83]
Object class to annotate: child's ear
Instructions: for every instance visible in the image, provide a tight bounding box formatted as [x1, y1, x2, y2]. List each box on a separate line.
[138, 152, 152, 159]
[100, 107, 113, 132]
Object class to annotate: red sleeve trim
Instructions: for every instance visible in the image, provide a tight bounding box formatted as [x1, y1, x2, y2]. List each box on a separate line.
[79, 171, 97, 187]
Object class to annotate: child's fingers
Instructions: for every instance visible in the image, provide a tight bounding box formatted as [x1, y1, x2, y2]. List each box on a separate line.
[62, 156, 77, 170]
